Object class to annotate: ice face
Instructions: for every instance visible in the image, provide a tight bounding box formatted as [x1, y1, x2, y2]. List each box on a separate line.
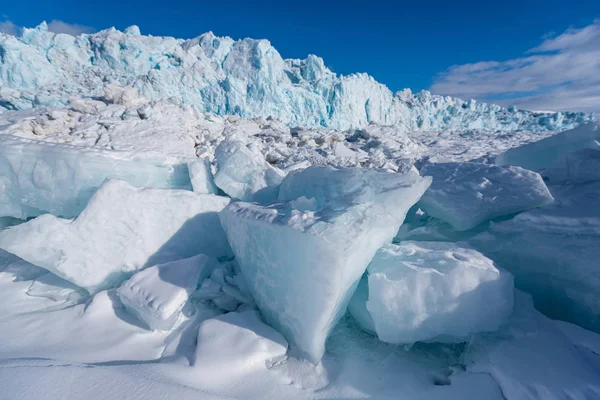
[219, 166, 431, 363]
[187, 158, 219, 194]
[0, 24, 590, 132]
[496, 122, 600, 171]
[0, 179, 232, 293]
[545, 148, 600, 184]
[193, 310, 288, 376]
[0, 135, 191, 219]
[214, 139, 285, 202]
[353, 242, 514, 344]
[470, 180, 600, 333]
[117, 254, 217, 331]
[418, 162, 554, 231]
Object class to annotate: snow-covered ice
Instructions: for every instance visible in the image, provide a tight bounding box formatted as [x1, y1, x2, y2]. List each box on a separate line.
[117, 254, 217, 331]
[0, 135, 191, 218]
[418, 162, 554, 231]
[0, 179, 232, 293]
[219, 166, 431, 363]
[496, 122, 600, 171]
[193, 310, 288, 376]
[352, 242, 514, 344]
[214, 138, 285, 202]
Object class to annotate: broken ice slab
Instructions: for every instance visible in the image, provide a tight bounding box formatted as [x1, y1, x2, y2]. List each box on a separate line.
[0, 135, 192, 219]
[219, 166, 431, 363]
[350, 242, 514, 344]
[117, 254, 217, 331]
[419, 162, 554, 231]
[0, 179, 232, 294]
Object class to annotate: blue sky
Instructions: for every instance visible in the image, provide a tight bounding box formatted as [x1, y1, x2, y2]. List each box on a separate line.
[1, 1, 599, 112]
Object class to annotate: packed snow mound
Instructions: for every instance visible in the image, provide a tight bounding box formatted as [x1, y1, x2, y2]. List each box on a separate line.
[418, 162, 554, 231]
[219, 166, 431, 363]
[470, 180, 600, 333]
[0, 179, 232, 293]
[193, 310, 288, 376]
[0, 23, 591, 131]
[496, 122, 600, 171]
[187, 158, 218, 194]
[350, 242, 514, 344]
[0, 135, 191, 219]
[214, 139, 285, 202]
[117, 254, 217, 331]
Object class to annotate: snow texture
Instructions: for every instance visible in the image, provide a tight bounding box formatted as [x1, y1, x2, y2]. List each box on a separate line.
[496, 122, 600, 171]
[214, 138, 285, 202]
[0, 135, 191, 219]
[0, 23, 591, 132]
[219, 166, 431, 363]
[193, 310, 288, 375]
[419, 162, 554, 231]
[358, 242, 514, 344]
[0, 179, 232, 293]
[117, 254, 217, 331]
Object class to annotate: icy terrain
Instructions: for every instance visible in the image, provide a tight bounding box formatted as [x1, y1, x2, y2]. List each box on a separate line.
[0, 23, 592, 131]
[0, 22, 600, 400]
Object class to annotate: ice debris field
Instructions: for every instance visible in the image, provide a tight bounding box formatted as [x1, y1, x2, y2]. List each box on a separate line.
[0, 24, 600, 400]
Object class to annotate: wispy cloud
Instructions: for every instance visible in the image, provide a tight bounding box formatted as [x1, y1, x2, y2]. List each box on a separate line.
[0, 19, 95, 37]
[430, 20, 600, 113]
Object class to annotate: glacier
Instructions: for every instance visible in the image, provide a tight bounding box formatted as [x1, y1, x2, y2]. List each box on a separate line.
[0, 22, 592, 132]
[0, 179, 232, 293]
[219, 166, 431, 363]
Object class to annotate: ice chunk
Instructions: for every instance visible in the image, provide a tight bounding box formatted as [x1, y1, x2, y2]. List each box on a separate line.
[419, 162, 554, 231]
[0, 179, 232, 293]
[354, 242, 514, 344]
[214, 139, 285, 202]
[219, 166, 431, 362]
[470, 180, 600, 333]
[194, 310, 288, 375]
[467, 292, 600, 400]
[117, 254, 216, 331]
[347, 276, 376, 335]
[496, 122, 600, 171]
[545, 148, 600, 184]
[0, 135, 191, 218]
[187, 158, 219, 194]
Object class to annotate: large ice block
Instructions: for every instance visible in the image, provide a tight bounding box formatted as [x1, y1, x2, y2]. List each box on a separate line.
[214, 139, 285, 202]
[419, 162, 554, 231]
[117, 254, 217, 331]
[219, 166, 431, 363]
[187, 158, 219, 194]
[470, 180, 600, 333]
[0, 179, 232, 293]
[545, 148, 600, 184]
[355, 242, 514, 344]
[0, 135, 192, 219]
[495, 122, 600, 171]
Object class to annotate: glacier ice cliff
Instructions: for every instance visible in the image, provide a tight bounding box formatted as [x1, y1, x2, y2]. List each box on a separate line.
[0, 22, 591, 132]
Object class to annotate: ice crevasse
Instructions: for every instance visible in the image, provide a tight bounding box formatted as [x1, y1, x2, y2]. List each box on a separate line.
[0, 22, 591, 132]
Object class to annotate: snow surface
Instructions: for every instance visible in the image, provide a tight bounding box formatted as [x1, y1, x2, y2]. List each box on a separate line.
[117, 254, 217, 331]
[220, 166, 431, 363]
[418, 162, 555, 231]
[0, 134, 191, 218]
[0, 179, 232, 293]
[0, 23, 592, 132]
[351, 242, 514, 344]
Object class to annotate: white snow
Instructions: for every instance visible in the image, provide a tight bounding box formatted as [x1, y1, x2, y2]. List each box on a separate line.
[0, 179, 232, 293]
[0, 135, 191, 218]
[214, 138, 285, 202]
[356, 242, 514, 344]
[219, 166, 431, 363]
[193, 310, 288, 376]
[419, 162, 555, 231]
[117, 254, 217, 331]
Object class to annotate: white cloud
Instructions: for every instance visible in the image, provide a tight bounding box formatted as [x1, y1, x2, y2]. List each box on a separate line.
[0, 19, 94, 37]
[430, 20, 600, 113]
[47, 20, 94, 36]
